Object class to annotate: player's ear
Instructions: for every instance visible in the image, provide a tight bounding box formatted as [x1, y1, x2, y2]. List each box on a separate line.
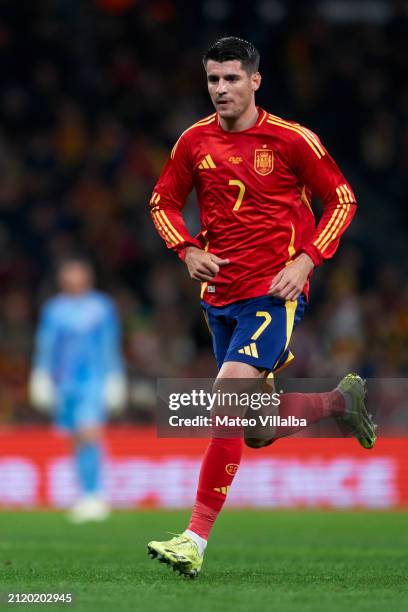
[252, 72, 261, 92]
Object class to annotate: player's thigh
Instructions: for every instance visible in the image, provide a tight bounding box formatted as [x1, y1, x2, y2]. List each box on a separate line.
[223, 295, 305, 373]
[202, 304, 235, 370]
[217, 360, 264, 380]
[55, 392, 77, 432]
[73, 386, 106, 432]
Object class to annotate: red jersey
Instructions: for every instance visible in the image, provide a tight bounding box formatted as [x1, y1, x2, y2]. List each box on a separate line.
[150, 108, 356, 307]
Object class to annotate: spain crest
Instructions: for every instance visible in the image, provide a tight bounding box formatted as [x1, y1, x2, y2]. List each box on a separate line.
[254, 149, 274, 175]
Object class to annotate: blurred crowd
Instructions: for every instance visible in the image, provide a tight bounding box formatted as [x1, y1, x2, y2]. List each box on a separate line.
[0, 0, 406, 423]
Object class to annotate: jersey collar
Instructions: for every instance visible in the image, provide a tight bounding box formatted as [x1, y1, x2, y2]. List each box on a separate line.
[216, 107, 268, 133]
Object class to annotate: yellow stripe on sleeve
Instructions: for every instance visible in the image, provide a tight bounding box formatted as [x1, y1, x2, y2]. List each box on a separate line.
[339, 185, 350, 203]
[171, 115, 216, 159]
[267, 116, 325, 158]
[152, 211, 177, 246]
[315, 183, 355, 249]
[319, 204, 351, 252]
[153, 211, 179, 246]
[159, 210, 185, 242]
[269, 115, 325, 156]
[155, 211, 181, 245]
[298, 125, 326, 156]
[150, 192, 161, 205]
[344, 185, 355, 202]
[314, 206, 344, 249]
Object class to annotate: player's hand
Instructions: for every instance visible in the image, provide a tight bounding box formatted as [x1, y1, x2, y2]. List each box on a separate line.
[268, 253, 314, 301]
[184, 246, 229, 282]
[29, 370, 55, 414]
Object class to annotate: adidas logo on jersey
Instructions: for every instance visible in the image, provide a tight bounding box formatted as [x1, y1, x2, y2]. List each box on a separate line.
[238, 343, 258, 358]
[198, 154, 216, 169]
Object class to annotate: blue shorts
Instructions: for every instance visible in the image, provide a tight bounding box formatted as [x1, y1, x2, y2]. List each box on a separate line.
[202, 295, 306, 372]
[55, 387, 105, 432]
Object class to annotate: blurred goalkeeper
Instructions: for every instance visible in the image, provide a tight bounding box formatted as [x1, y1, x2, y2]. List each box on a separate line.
[29, 257, 126, 522]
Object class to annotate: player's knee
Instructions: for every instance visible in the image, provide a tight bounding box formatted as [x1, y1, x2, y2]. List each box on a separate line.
[210, 366, 266, 419]
[211, 378, 245, 418]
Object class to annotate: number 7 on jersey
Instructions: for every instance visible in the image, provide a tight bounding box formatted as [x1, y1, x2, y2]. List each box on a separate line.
[229, 179, 246, 212]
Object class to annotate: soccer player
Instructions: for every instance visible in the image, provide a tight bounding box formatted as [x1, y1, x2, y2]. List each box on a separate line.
[147, 37, 376, 576]
[29, 257, 126, 522]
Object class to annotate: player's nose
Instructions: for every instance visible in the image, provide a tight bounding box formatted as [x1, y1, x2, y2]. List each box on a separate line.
[216, 79, 227, 95]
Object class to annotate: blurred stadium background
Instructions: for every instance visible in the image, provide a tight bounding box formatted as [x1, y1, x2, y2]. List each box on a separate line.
[0, 0, 407, 511]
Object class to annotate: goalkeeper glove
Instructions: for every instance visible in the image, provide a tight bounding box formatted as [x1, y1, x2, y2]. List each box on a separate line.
[104, 373, 127, 415]
[29, 370, 55, 413]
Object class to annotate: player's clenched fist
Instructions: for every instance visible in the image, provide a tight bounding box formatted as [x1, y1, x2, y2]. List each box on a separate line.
[184, 246, 229, 281]
[268, 253, 314, 301]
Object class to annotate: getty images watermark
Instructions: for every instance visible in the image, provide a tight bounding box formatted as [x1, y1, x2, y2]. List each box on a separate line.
[166, 388, 306, 429]
[156, 379, 313, 437]
[156, 377, 408, 439]
[168, 389, 281, 411]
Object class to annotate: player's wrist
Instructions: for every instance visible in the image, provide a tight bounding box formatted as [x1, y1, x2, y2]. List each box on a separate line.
[177, 243, 201, 262]
[184, 246, 202, 262]
[296, 252, 315, 271]
[299, 246, 322, 268]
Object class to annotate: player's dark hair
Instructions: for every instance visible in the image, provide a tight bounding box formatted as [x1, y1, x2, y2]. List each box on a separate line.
[203, 36, 260, 74]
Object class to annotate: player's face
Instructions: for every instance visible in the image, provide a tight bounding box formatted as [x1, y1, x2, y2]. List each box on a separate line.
[58, 262, 94, 295]
[206, 60, 261, 119]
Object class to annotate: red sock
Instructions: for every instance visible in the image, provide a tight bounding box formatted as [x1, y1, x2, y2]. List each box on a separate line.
[274, 390, 345, 438]
[188, 435, 242, 540]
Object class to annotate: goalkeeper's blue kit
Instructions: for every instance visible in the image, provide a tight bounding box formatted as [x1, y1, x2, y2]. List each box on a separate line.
[33, 290, 124, 431]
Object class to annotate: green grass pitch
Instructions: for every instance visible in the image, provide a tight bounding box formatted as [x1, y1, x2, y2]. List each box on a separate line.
[1, 510, 408, 611]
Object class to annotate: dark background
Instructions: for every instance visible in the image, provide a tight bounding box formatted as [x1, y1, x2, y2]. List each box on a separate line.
[0, 0, 406, 424]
